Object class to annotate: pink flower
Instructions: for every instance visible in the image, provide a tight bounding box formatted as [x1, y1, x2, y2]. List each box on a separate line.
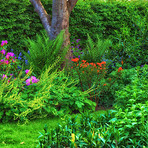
[2, 74, 7, 79]
[25, 69, 30, 74]
[1, 40, 8, 46]
[6, 52, 15, 59]
[26, 76, 39, 86]
[0, 59, 5, 63]
[0, 49, 6, 55]
[4, 60, 10, 64]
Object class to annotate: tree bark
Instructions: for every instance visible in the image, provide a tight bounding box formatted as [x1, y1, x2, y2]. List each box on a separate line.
[29, 0, 78, 72]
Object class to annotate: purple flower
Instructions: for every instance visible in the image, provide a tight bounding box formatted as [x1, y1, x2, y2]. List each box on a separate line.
[18, 57, 22, 60]
[2, 74, 7, 79]
[18, 66, 22, 69]
[141, 65, 144, 67]
[6, 52, 15, 59]
[25, 69, 30, 74]
[0, 49, 6, 55]
[19, 52, 22, 57]
[25, 60, 29, 65]
[26, 76, 39, 86]
[1, 40, 8, 46]
[0, 59, 5, 62]
[77, 45, 80, 48]
[76, 39, 81, 43]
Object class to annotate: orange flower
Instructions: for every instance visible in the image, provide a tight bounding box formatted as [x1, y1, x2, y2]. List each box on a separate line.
[97, 63, 102, 67]
[71, 58, 79, 63]
[118, 67, 123, 72]
[101, 61, 106, 65]
[121, 60, 123, 65]
[81, 60, 86, 63]
[109, 78, 111, 81]
[90, 63, 96, 67]
[79, 62, 89, 68]
[103, 84, 106, 86]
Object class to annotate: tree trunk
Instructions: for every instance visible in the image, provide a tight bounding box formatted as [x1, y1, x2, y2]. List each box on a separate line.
[29, 0, 78, 72]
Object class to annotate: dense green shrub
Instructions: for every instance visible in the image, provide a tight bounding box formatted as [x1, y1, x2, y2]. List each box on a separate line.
[1, 0, 147, 68]
[70, 0, 148, 69]
[0, 63, 96, 123]
[37, 102, 148, 147]
[0, 0, 52, 57]
[113, 64, 148, 110]
[36, 65, 148, 147]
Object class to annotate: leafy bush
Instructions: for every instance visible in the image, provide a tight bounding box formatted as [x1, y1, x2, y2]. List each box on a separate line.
[37, 103, 148, 147]
[36, 71, 96, 117]
[113, 64, 148, 110]
[21, 29, 70, 78]
[36, 65, 148, 148]
[0, 61, 96, 123]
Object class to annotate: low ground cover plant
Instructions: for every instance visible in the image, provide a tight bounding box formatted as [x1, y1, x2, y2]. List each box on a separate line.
[37, 100, 148, 147]
[36, 65, 148, 147]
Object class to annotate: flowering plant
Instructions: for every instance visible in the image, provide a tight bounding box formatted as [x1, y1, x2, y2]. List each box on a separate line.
[0, 40, 40, 92]
[68, 57, 123, 110]
[70, 38, 85, 60]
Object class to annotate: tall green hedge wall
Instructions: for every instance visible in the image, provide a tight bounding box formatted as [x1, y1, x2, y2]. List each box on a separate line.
[0, 0, 147, 68]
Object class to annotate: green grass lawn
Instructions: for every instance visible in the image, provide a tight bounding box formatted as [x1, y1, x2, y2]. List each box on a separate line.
[0, 110, 106, 148]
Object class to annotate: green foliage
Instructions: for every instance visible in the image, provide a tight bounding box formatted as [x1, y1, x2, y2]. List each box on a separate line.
[108, 64, 138, 87]
[0, 59, 97, 123]
[0, 1, 148, 146]
[42, 73, 96, 117]
[113, 64, 148, 110]
[81, 33, 113, 64]
[0, 0, 52, 56]
[1, 0, 147, 68]
[70, 0, 105, 51]
[108, 103, 148, 147]
[21, 29, 70, 77]
[37, 103, 148, 147]
[70, 0, 148, 68]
